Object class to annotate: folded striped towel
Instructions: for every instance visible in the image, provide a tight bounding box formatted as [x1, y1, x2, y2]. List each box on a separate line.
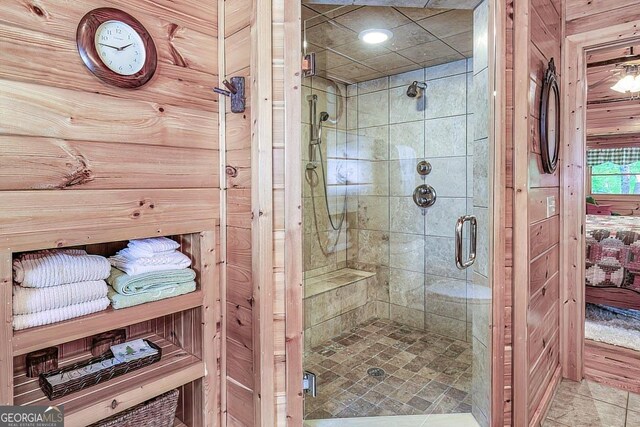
[13, 280, 108, 315]
[12, 297, 110, 330]
[14, 250, 111, 288]
[107, 267, 196, 295]
[107, 282, 196, 310]
[109, 248, 191, 276]
[126, 237, 180, 258]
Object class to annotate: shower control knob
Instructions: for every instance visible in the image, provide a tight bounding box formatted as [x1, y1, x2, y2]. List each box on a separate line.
[413, 184, 436, 208]
[417, 160, 432, 176]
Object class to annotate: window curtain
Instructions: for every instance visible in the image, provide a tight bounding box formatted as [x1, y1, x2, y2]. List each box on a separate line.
[587, 147, 640, 166]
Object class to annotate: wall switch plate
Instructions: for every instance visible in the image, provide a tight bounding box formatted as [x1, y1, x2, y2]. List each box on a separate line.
[546, 196, 556, 217]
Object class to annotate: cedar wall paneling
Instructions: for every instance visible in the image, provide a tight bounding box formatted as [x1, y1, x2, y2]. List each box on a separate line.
[504, 1, 514, 424]
[0, 0, 220, 423]
[222, 0, 255, 425]
[566, 0, 640, 35]
[511, 0, 563, 424]
[527, 0, 562, 420]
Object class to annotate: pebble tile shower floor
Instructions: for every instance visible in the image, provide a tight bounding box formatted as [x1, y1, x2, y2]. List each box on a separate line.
[304, 318, 473, 419]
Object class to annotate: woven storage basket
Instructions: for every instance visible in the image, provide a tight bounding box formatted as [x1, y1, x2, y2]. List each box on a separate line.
[88, 388, 179, 427]
[39, 339, 161, 400]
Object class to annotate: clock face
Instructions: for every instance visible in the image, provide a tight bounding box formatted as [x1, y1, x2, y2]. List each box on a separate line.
[94, 20, 146, 76]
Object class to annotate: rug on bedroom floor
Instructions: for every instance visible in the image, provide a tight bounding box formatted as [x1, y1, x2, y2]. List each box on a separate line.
[585, 303, 640, 351]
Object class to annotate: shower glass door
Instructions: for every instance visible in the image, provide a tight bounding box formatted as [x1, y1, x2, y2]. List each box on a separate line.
[301, 2, 492, 426]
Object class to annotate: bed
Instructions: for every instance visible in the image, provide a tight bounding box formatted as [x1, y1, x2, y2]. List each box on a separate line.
[585, 214, 640, 310]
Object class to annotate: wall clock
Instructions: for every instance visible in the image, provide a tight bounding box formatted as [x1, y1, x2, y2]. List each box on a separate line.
[539, 58, 560, 174]
[77, 8, 157, 88]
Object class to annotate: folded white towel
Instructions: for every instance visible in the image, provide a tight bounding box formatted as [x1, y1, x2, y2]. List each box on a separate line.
[109, 248, 191, 276]
[14, 250, 111, 288]
[12, 297, 110, 330]
[127, 237, 180, 257]
[13, 280, 108, 315]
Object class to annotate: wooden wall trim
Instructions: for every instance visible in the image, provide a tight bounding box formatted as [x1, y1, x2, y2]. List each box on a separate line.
[283, 0, 303, 425]
[491, 0, 507, 425]
[251, 0, 275, 424]
[512, 0, 531, 422]
[561, 14, 640, 383]
[0, 250, 12, 405]
[217, 0, 228, 425]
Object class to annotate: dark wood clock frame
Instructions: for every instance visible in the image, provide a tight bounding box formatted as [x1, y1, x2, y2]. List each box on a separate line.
[76, 8, 157, 89]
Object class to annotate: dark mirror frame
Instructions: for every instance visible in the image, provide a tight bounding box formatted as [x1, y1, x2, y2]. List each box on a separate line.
[539, 58, 560, 174]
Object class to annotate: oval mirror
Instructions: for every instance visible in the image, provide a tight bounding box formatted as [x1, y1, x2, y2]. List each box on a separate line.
[540, 58, 560, 174]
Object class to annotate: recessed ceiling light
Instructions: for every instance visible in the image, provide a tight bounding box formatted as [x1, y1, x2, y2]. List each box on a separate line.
[358, 29, 393, 45]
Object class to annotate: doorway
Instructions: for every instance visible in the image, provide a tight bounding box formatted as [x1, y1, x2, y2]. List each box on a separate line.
[295, 1, 498, 425]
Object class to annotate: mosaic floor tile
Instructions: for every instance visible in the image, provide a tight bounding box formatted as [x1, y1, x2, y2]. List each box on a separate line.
[304, 318, 472, 419]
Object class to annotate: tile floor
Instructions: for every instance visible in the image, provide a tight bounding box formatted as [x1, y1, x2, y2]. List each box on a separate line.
[543, 378, 640, 427]
[303, 413, 480, 427]
[304, 318, 473, 420]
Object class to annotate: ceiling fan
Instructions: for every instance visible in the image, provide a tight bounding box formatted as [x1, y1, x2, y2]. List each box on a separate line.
[588, 46, 640, 95]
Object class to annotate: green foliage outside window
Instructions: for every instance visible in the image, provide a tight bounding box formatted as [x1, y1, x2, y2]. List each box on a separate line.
[591, 161, 640, 195]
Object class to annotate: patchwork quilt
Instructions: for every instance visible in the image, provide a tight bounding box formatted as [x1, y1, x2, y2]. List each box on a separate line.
[586, 214, 640, 292]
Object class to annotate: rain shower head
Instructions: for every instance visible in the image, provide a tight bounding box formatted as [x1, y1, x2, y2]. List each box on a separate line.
[319, 111, 330, 122]
[407, 81, 427, 98]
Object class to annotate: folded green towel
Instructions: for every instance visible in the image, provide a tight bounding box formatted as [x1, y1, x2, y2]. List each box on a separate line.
[107, 281, 196, 309]
[107, 267, 196, 295]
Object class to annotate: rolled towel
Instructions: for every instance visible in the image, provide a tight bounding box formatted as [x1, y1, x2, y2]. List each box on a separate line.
[12, 297, 110, 330]
[12, 280, 108, 315]
[127, 237, 180, 257]
[14, 250, 111, 288]
[107, 282, 196, 309]
[107, 267, 196, 296]
[109, 248, 191, 276]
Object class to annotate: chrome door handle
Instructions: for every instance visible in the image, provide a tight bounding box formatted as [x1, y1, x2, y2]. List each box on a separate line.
[455, 215, 477, 269]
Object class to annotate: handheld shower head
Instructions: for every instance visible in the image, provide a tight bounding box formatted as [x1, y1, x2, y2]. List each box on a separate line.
[407, 81, 427, 98]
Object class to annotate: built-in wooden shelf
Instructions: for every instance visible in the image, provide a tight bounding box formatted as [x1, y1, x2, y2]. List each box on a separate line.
[13, 333, 204, 427]
[12, 291, 204, 356]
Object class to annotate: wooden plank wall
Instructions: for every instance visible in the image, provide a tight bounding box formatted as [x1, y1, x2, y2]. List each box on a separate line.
[511, 0, 564, 424]
[221, 0, 256, 426]
[503, 0, 514, 424]
[565, 0, 640, 36]
[0, 0, 220, 423]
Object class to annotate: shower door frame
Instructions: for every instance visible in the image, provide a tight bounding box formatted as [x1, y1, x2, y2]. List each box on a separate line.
[281, 1, 508, 425]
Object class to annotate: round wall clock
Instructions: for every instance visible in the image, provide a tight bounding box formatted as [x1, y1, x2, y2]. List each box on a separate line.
[539, 58, 560, 174]
[77, 8, 157, 88]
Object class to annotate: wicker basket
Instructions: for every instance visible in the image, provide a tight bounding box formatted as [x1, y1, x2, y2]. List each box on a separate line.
[39, 340, 161, 400]
[88, 388, 179, 427]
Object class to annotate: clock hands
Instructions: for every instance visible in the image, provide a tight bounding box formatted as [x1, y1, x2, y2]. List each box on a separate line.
[98, 43, 120, 50]
[98, 42, 134, 51]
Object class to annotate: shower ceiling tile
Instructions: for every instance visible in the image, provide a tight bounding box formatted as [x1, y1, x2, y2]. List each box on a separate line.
[386, 22, 439, 51]
[303, 5, 327, 27]
[303, 4, 474, 84]
[397, 39, 462, 65]
[314, 49, 354, 71]
[393, 7, 448, 21]
[362, 52, 415, 71]
[326, 62, 379, 83]
[417, 9, 473, 39]
[305, 21, 358, 48]
[441, 30, 473, 55]
[427, 0, 483, 9]
[330, 40, 392, 61]
[333, 6, 412, 33]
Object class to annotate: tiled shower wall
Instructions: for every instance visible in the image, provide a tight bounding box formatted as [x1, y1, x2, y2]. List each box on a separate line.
[301, 78, 350, 279]
[470, 1, 491, 426]
[345, 60, 474, 341]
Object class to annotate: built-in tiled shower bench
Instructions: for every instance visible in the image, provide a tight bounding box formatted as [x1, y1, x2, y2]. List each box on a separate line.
[303, 268, 377, 350]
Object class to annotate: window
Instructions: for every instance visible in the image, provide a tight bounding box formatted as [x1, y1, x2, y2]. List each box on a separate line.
[591, 160, 640, 195]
